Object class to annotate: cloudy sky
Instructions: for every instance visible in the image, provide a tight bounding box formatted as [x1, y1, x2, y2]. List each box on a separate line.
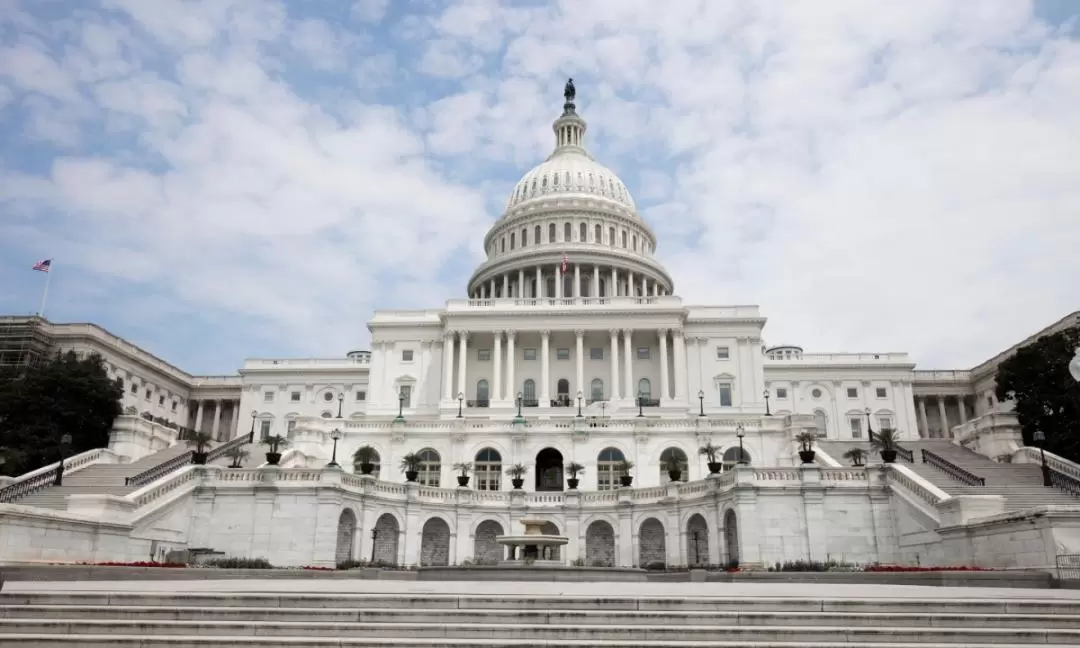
[1, 0, 1077, 375]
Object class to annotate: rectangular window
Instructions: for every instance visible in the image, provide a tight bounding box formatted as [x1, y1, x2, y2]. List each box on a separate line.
[145, 389, 151, 399]
[876, 387, 887, 398]
[556, 348, 570, 360]
[287, 420, 296, 436]
[878, 416, 892, 431]
[171, 401, 177, 411]
[401, 349, 414, 362]
[776, 387, 788, 399]
[355, 391, 366, 401]
[260, 419, 271, 440]
[130, 383, 137, 394]
[847, 387, 858, 398]
[717, 383, 733, 407]
[400, 385, 412, 408]
[158, 395, 165, 406]
[636, 347, 650, 359]
[263, 391, 274, 403]
[291, 391, 301, 402]
[597, 465, 618, 491]
[849, 418, 863, 439]
[477, 348, 491, 361]
[589, 347, 604, 360]
[523, 348, 537, 361]
[716, 346, 730, 359]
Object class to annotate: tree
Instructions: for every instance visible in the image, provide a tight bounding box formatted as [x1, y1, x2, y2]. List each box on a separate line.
[0, 350, 123, 476]
[995, 324, 1080, 462]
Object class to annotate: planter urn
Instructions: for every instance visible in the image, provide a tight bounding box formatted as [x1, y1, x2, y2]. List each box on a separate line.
[619, 475, 634, 487]
[405, 470, 419, 482]
[511, 478, 525, 489]
[457, 475, 470, 487]
[191, 452, 208, 466]
[359, 462, 375, 475]
[880, 450, 898, 464]
[567, 477, 580, 489]
[798, 450, 816, 464]
[707, 462, 722, 474]
[668, 470, 682, 482]
[264, 452, 281, 466]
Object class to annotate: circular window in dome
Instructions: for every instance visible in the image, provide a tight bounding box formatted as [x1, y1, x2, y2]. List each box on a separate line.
[811, 388, 822, 399]
[323, 392, 333, 402]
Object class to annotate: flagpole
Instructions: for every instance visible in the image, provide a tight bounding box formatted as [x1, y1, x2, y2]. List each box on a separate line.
[38, 265, 53, 319]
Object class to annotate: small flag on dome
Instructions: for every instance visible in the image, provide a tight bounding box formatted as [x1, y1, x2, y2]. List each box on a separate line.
[561, 253, 568, 273]
[32, 259, 51, 273]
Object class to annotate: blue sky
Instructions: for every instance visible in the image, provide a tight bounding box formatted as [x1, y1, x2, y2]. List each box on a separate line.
[1, 0, 1078, 375]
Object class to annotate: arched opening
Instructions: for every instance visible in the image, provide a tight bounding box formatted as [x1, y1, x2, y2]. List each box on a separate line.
[724, 509, 739, 566]
[335, 509, 356, 565]
[594, 223, 601, 243]
[585, 520, 615, 567]
[556, 378, 570, 406]
[597, 447, 625, 491]
[638, 518, 666, 568]
[582, 275, 592, 297]
[579, 222, 586, 241]
[546, 277, 555, 297]
[523, 379, 537, 406]
[638, 378, 652, 405]
[420, 517, 451, 566]
[476, 379, 489, 407]
[722, 447, 751, 470]
[659, 447, 689, 482]
[590, 378, 604, 403]
[417, 448, 441, 486]
[474, 520, 504, 564]
[548, 222, 556, 243]
[686, 513, 709, 566]
[534, 225, 541, 246]
[563, 274, 573, 297]
[535, 447, 564, 492]
[475, 447, 502, 491]
[352, 447, 381, 479]
[372, 513, 399, 565]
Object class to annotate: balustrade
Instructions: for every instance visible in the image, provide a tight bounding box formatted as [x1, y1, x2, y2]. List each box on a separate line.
[921, 449, 985, 486]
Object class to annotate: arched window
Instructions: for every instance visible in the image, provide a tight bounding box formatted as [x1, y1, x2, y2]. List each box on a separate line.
[320, 412, 332, 419]
[814, 410, 828, 436]
[521, 228, 527, 247]
[722, 447, 751, 470]
[509, 233, 515, 250]
[597, 447, 625, 491]
[638, 378, 652, 402]
[535, 225, 541, 245]
[621, 231, 627, 248]
[590, 378, 604, 402]
[549, 223, 556, 242]
[354, 448, 381, 478]
[500, 237, 506, 253]
[475, 448, 502, 491]
[476, 379, 489, 406]
[660, 447, 689, 482]
[417, 448, 441, 486]
[632, 235, 637, 250]
[609, 226, 615, 245]
[564, 222, 571, 241]
[579, 222, 586, 241]
[523, 379, 536, 405]
[594, 224, 601, 242]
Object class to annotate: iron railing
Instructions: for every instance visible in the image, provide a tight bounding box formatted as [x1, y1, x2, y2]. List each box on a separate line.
[921, 449, 985, 486]
[1049, 467, 1080, 497]
[0, 467, 60, 503]
[1057, 554, 1080, 580]
[125, 432, 253, 487]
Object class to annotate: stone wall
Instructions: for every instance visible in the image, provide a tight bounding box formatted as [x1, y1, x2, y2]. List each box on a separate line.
[638, 518, 666, 567]
[372, 514, 399, 564]
[474, 520, 504, 563]
[585, 520, 615, 567]
[420, 518, 450, 566]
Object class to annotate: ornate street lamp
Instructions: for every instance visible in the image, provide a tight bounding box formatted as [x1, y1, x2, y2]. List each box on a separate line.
[697, 390, 705, 417]
[576, 390, 583, 418]
[763, 389, 771, 416]
[516, 392, 524, 419]
[370, 528, 378, 563]
[1033, 429, 1051, 487]
[396, 391, 405, 421]
[337, 392, 344, 418]
[53, 433, 72, 486]
[637, 391, 645, 418]
[736, 423, 747, 465]
[327, 428, 342, 468]
[864, 407, 874, 439]
[456, 392, 464, 418]
[249, 410, 257, 439]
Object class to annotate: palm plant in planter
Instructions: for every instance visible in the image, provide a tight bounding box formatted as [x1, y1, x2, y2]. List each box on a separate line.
[224, 446, 249, 468]
[262, 435, 289, 466]
[505, 463, 528, 489]
[795, 430, 817, 464]
[353, 445, 377, 475]
[664, 455, 683, 482]
[453, 462, 473, 487]
[187, 432, 213, 465]
[565, 462, 585, 489]
[617, 459, 635, 487]
[873, 428, 901, 463]
[399, 453, 421, 482]
[699, 443, 722, 474]
[843, 447, 866, 467]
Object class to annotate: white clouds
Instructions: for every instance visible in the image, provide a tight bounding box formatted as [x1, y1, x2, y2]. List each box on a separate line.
[351, 0, 390, 24]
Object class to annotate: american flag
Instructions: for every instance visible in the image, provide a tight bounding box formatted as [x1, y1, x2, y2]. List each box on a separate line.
[32, 259, 51, 273]
[561, 253, 568, 273]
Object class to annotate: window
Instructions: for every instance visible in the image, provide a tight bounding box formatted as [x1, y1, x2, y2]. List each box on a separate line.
[594, 224, 601, 242]
[323, 392, 334, 402]
[589, 347, 604, 360]
[556, 348, 570, 360]
[321, 411, 332, 418]
[590, 378, 604, 402]
[776, 388, 788, 399]
[660, 447, 689, 482]
[417, 448, 441, 487]
[523, 379, 536, 404]
[716, 346, 729, 359]
[130, 383, 137, 394]
[359, 448, 381, 479]
[564, 222, 571, 240]
[632, 235, 637, 250]
[145, 389, 151, 399]
[638, 378, 652, 401]
[579, 222, 586, 241]
[509, 232, 515, 250]
[597, 447, 625, 491]
[476, 379, 489, 404]
[521, 228, 527, 246]
[523, 348, 537, 361]
[501, 237, 505, 253]
[158, 395, 165, 406]
[636, 347, 650, 359]
[399, 385, 412, 408]
[621, 231, 627, 248]
[477, 348, 491, 361]
[534, 225, 541, 243]
[722, 446, 751, 469]
[876, 387, 887, 398]
[608, 226, 615, 245]
[549, 223, 556, 242]
[259, 419, 271, 439]
[263, 391, 274, 403]
[475, 448, 502, 490]
[402, 350, 414, 362]
[878, 416, 893, 431]
[355, 391, 366, 401]
[812, 388, 822, 399]
[291, 391, 301, 402]
[286, 420, 296, 436]
[814, 410, 828, 435]
[847, 387, 858, 398]
[171, 401, 177, 411]
[717, 382, 733, 407]
[849, 417, 863, 439]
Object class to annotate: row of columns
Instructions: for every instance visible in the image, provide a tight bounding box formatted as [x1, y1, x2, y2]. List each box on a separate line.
[441, 329, 688, 404]
[915, 395, 970, 439]
[191, 399, 239, 440]
[472, 264, 668, 300]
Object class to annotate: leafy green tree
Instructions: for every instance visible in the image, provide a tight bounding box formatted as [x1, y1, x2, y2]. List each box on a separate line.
[995, 324, 1080, 462]
[0, 350, 123, 476]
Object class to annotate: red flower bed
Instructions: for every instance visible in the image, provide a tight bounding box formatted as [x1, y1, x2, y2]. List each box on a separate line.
[864, 565, 988, 572]
[88, 561, 186, 568]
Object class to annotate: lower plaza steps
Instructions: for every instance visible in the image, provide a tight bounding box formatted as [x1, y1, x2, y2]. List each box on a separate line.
[2, 582, 1080, 647]
[815, 438, 1080, 510]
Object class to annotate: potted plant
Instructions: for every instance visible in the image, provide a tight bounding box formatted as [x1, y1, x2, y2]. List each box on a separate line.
[187, 432, 213, 465]
[353, 445, 377, 475]
[664, 455, 683, 482]
[453, 462, 473, 487]
[224, 446, 249, 468]
[795, 430, 817, 464]
[843, 447, 866, 467]
[873, 428, 901, 463]
[699, 443, 722, 474]
[505, 463, 528, 489]
[565, 462, 585, 489]
[617, 460, 635, 487]
[262, 435, 289, 466]
[399, 453, 421, 482]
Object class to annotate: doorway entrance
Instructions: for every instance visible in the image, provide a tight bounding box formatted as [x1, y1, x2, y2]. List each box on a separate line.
[535, 448, 564, 491]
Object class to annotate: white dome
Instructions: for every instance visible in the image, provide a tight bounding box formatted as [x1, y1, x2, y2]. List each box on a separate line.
[504, 151, 636, 212]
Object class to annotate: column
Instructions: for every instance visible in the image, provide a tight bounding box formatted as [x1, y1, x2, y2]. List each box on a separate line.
[211, 400, 222, 439]
[658, 329, 670, 401]
[194, 400, 204, 434]
[628, 271, 635, 297]
[673, 330, 687, 401]
[622, 328, 634, 401]
[915, 396, 928, 437]
[442, 332, 455, 400]
[505, 330, 517, 401]
[493, 331, 503, 402]
[575, 329, 585, 398]
[536, 266, 543, 298]
[488, 279, 495, 298]
[652, 282, 658, 297]
[611, 268, 617, 296]
[540, 330, 551, 405]
[957, 396, 968, 424]
[420, 340, 432, 406]
[574, 264, 581, 298]
[555, 265, 562, 298]
[518, 269, 525, 299]
[457, 330, 468, 400]
[502, 273, 509, 297]
[937, 397, 950, 438]
[641, 276, 647, 296]
[609, 329, 620, 401]
[592, 266, 600, 297]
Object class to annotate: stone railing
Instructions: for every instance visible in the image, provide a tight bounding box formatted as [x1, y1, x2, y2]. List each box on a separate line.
[1013, 446, 1080, 482]
[886, 463, 950, 521]
[128, 465, 200, 511]
[0, 448, 122, 503]
[446, 295, 686, 312]
[952, 412, 1023, 458]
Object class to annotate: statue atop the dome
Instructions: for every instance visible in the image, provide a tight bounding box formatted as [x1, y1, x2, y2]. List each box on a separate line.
[564, 78, 576, 103]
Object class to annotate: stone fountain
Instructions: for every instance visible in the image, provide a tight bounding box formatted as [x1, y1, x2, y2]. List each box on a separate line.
[495, 518, 569, 567]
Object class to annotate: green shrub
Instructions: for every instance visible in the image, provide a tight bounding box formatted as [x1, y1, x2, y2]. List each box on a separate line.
[203, 557, 274, 569]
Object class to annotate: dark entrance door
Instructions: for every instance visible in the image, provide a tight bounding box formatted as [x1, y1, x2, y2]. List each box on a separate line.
[535, 447, 564, 491]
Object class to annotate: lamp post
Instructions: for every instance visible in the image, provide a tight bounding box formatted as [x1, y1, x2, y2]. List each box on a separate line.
[736, 423, 747, 464]
[697, 390, 705, 417]
[763, 389, 771, 416]
[396, 391, 405, 420]
[576, 390, 583, 418]
[516, 392, 523, 419]
[53, 433, 72, 486]
[249, 410, 257, 439]
[327, 428, 342, 468]
[370, 528, 378, 563]
[637, 391, 644, 417]
[337, 392, 344, 418]
[864, 407, 874, 439]
[456, 392, 464, 418]
[1033, 429, 1051, 487]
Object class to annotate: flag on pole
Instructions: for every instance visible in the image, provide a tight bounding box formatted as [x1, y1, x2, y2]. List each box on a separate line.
[561, 253, 568, 273]
[32, 259, 52, 273]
